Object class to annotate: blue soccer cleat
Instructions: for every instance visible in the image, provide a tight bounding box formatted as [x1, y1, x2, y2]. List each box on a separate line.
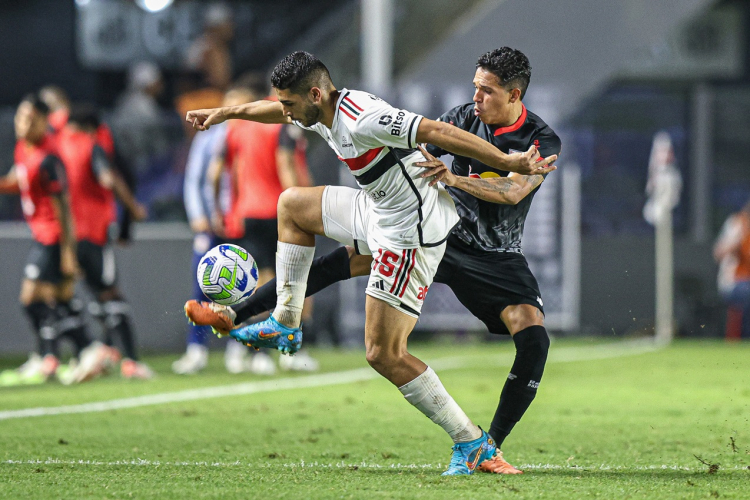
[229, 316, 302, 355]
[442, 429, 497, 476]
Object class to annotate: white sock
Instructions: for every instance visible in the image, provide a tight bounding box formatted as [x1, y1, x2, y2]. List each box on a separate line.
[272, 242, 315, 328]
[398, 366, 482, 443]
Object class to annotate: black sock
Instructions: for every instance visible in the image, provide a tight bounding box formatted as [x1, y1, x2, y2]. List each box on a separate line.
[234, 246, 352, 324]
[56, 300, 92, 357]
[24, 302, 58, 357]
[489, 325, 549, 447]
[100, 301, 139, 361]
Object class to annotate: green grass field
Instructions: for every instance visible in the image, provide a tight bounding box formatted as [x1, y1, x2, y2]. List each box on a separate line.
[1, 339, 749, 499]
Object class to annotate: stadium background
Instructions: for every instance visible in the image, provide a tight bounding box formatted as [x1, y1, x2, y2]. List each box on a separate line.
[0, 0, 746, 353]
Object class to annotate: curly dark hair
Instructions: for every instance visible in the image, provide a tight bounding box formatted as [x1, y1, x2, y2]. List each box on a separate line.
[270, 51, 332, 95]
[476, 47, 531, 99]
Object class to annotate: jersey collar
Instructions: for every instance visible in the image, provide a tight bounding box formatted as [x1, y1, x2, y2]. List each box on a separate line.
[492, 104, 527, 136]
[331, 88, 349, 128]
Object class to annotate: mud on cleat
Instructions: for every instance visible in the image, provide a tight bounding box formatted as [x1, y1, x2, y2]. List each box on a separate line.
[229, 315, 302, 355]
[442, 429, 497, 476]
[184, 300, 236, 336]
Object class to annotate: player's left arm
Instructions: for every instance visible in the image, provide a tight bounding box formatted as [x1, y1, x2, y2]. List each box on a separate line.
[0, 167, 20, 194]
[416, 146, 543, 205]
[275, 125, 299, 190]
[92, 145, 147, 221]
[416, 118, 557, 176]
[43, 155, 78, 277]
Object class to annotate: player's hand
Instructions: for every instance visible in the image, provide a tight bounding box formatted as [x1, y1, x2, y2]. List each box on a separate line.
[509, 145, 557, 176]
[416, 145, 457, 187]
[186, 108, 227, 131]
[131, 202, 148, 222]
[60, 247, 80, 278]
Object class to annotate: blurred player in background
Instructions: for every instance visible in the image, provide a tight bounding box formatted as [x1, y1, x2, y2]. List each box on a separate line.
[714, 200, 750, 340]
[185, 51, 555, 475]
[56, 105, 153, 380]
[210, 76, 317, 375]
[0, 94, 109, 385]
[187, 48, 560, 473]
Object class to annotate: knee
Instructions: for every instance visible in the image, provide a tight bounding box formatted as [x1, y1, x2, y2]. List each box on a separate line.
[277, 187, 307, 215]
[516, 325, 550, 359]
[365, 343, 401, 373]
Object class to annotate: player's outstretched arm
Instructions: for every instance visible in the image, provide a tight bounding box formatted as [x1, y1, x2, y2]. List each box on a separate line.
[416, 146, 543, 205]
[186, 100, 288, 131]
[0, 168, 20, 194]
[416, 118, 557, 176]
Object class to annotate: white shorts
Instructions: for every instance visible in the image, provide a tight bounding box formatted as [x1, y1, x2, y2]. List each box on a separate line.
[321, 185, 445, 318]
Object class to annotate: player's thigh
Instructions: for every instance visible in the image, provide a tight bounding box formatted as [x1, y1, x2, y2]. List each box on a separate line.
[21, 242, 62, 304]
[19, 279, 57, 305]
[501, 303, 545, 335]
[320, 185, 372, 255]
[364, 294, 418, 353]
[77, 240, 118, 295]
[277, 186, 326, 236]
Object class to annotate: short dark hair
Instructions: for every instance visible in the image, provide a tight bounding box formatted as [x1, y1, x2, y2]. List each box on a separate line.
[67, 104, 101, 130]
[476, 47, 532, 99]
[21, 92, 50, 115]
[270, 51, 332, 95]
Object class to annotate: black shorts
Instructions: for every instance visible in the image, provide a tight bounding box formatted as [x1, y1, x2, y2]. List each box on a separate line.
[25, 241, 63, 284]
[434, 235, 544, 335]
[77, 239, 118, 293]
[230, 218, 278, 270]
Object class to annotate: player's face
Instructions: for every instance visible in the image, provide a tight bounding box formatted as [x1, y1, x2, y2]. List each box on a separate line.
[14, 102, 47, 144]
[275, 88, 321, 127]
[472, 68, 518, 126]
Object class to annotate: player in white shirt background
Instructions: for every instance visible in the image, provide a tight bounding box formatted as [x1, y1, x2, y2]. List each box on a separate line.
[185, 51, 556, 475]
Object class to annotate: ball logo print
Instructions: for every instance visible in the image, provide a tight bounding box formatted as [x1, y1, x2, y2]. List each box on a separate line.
[197, 244, 258, 305]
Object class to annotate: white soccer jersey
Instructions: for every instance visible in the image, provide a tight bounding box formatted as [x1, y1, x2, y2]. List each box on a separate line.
[295, 88, 458, 249]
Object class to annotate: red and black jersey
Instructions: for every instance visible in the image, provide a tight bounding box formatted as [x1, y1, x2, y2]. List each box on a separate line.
[427, 103, 562, 253]
[56, 128, 116, 245]
[13, 136, 66, 245]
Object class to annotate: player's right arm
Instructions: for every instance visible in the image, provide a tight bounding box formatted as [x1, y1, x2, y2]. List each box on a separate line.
[186, 100, 288, 131]
[416, 118, 556, 176]
[0, 167, 20, 194]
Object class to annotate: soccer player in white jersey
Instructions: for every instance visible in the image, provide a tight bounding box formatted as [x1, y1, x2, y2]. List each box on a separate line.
[185, 51, 556, 475]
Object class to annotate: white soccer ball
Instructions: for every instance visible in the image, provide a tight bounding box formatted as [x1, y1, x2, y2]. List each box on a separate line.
[197, 244, 259, 306]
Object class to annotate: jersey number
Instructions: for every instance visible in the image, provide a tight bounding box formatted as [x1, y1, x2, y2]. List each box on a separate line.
[373, 249, 400, 278]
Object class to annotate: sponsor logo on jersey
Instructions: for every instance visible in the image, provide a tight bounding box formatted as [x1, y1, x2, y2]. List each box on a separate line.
[536, 296, 543, 306]
[341, 136, 353, 148]
[390, 111, 406, 136]
[370, 279, 385, 291]
[368, 189, 387, 201]
[378, 114, 392, 126]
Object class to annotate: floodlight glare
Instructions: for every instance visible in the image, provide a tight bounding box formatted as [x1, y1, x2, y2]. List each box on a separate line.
[135, 0, 174, 13]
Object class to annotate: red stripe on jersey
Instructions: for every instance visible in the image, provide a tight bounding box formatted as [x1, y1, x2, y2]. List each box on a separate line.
[337, 146, 384, 171]
[493, 105, 527, 136]
[399, 249, 417, 298]
[389, 249, 408, 294]
[343, 96, 363, 112]
[339, 106, 357, 121]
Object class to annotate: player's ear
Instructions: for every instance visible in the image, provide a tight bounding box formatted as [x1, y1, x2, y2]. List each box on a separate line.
[309, 87, 322, 103]
[509, 88, 522, 103]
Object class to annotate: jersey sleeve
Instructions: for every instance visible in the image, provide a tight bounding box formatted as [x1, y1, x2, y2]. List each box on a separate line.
[350, 97, 423, 150]
[91, 145, 113, 177]
[425, 104, 473, 158]
[39, 154, 66, 196]
[533, 127, 562, 158]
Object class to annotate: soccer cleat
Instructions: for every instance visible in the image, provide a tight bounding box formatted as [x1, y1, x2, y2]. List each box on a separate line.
[0, 353, 59, 386]
[477, 450, 523, 474]
[121, 359, 155, 380]
[442, 430, 497, 476]
[67, 341, 117, 383]
[229, 316, 302, 355]
[184, 300, 236, 336]
[172, 343, 209, 375]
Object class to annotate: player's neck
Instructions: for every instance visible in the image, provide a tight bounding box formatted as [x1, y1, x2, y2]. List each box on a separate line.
[320, 89, 341, 129]
[495, 102, 524, 128]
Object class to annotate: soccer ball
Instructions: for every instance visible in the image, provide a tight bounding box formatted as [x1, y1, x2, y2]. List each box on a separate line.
[197, 244, 259, 305]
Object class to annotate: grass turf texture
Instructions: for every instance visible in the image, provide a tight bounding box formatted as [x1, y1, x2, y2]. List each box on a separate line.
[1, 339, 749, 499]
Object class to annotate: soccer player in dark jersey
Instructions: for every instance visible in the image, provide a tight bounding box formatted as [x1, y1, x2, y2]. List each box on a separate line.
[0, 94, 110, 384]
[186, 47, 559, 473]
[56, 106, 152, 380]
